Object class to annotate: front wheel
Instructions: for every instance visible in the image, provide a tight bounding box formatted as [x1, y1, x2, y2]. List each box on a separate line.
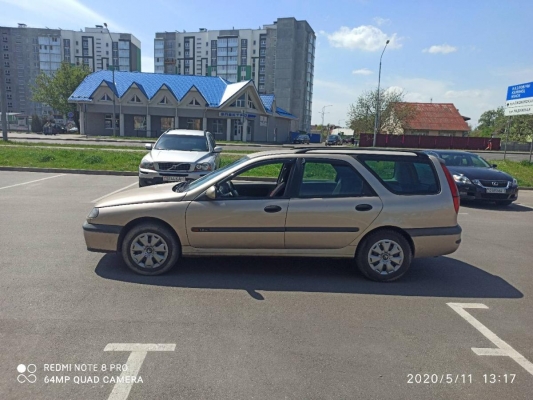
[121, 223, 180, 275]
[355, 230, 412, 282]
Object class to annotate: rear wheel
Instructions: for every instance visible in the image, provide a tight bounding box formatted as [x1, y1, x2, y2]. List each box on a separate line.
[355, 230, 412, 282]
[121, 223, 180, 275]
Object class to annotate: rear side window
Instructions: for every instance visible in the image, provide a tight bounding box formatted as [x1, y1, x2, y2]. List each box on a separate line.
[359, 157, 440, 195]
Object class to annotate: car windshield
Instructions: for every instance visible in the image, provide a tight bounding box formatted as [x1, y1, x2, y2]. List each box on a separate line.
[154, 134, 208, 152]
[437, 153, 491, 168]
[175, 156, 250, 192]
[328, 135, 338, 140]
[298, 135, 308, 139]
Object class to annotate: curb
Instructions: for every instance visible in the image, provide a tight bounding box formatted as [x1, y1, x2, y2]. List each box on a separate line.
[0, 166, 137, 176]
[7, 136, 282, 147]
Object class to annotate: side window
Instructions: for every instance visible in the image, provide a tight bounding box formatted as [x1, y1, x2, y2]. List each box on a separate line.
[298, 161, 369, 198]
[360, 157, 439, 195]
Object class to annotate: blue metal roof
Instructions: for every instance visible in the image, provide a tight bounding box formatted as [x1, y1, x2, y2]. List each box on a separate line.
[259, 94, 275, 112]
[69, 71, 296, 118]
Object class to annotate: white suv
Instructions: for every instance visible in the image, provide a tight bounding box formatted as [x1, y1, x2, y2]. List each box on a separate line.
[139, 130, 222, 187]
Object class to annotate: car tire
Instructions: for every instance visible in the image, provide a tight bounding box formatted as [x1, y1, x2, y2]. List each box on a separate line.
[121, 223, 180, 276]
[496, 200, 513, 206]
[355, 230, 412, 282]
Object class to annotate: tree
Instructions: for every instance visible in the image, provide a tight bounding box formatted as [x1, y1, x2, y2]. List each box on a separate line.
[32, 63, 91, 129]
[472, 106, 533, 142]
[30, 114, 42, 133]
[347, 88, 415, 134]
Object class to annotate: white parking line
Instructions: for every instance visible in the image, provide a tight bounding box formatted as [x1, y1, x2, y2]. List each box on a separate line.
[447, 303, 533, 376]
[92, 182, 138, 203]
[104, 343, 176, 400]
[0, 174, 65, 190]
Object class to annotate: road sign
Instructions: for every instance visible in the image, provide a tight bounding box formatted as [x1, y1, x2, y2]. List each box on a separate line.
[505, 82, 533, 116]
[67, 112, 74, 119]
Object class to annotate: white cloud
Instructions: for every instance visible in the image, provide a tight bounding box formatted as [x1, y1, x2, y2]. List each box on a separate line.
[422, 44, 457, 54]
[444, 89, 491, 99]
[373, 17, 390, 26]
[352, 68, 373, 75]
[0, 0, 129, 33]
[322, 25, 402, 51]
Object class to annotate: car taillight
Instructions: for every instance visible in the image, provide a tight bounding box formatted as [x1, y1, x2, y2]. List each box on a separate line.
[441, 162, 460, 213]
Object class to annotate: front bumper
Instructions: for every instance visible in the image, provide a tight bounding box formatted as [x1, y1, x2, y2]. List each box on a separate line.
[83, 222, 122, 253]
[456, 182, 519, 202]
[139, 168, 210, 186]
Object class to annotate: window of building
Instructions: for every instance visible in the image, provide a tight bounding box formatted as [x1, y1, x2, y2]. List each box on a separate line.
[247, 98, 256, 109]
[130, 94, 142, 103]
[76, 41, 79, 45]
[253, 49, 256, 55]
[4, 61, 9, 67]
[5, 78, 10, 84]
[241, 57, 246, 65]
[253, 40, 256, 45]
[161, 117, 174, 131]
[6, 93, 12, 99]
[189, 98, 201, 106]
[2, 45, 7, 51]
[159, 96, 169, 104]
[3, 53, 8, 59]
[100, 93, 112, 101]
[206, 50, 208, 55]
[212, 119, 224, 134]
[134, 116, 146, 130]
[7, 102, 12, 108]
[187, 118, 201, 130]
[230, 94, 246, 108]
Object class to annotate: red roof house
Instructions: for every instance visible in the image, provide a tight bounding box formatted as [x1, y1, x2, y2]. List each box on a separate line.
[390, 102, 470, 137]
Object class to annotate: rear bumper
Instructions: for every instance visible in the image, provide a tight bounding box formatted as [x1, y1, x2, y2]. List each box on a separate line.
[456, 183, 518, 202]
[83, 222, 122, 253]
[407, 225, 462, 258]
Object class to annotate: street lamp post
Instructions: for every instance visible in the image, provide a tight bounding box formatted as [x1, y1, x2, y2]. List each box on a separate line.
[321, 104, 332, 137]
[104, 23, 117, 137]
[372, 39, 390, 147]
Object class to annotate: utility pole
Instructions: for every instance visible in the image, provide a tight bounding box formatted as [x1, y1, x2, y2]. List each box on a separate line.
[0, 37, 8, 141]
[320, 104, 332, 137]
[104, 23, 117, 137]
[373, 39, 390, 147]
[503, 117, 512, 161]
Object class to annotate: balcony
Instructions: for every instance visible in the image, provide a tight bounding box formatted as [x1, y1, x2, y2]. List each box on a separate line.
[164, 58, 175, 64]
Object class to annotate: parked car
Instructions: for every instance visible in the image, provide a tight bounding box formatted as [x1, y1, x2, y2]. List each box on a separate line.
[325, 134, 343, 146]
[138, 129, 222, 187]
[424, 150, 518, 206]
[83, 148, 461, 282]
[42, 123, 66, 135]
[293, 134, 310, 144]
[68, 126, 79, 133]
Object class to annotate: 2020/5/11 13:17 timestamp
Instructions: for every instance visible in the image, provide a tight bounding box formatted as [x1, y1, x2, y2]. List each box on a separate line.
[483, 374, 516, 383]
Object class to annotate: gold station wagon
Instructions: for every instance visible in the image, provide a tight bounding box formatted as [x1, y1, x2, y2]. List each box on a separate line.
[83, 148, 462, 282]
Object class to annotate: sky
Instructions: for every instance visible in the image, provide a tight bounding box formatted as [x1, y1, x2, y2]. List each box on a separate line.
[1, 0, 532, 127]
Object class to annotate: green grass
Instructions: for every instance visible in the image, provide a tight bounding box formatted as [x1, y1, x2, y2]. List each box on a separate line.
[486, 159, 533, 187]
[1, 145, 531, 186]
[1, 140, 258, 154]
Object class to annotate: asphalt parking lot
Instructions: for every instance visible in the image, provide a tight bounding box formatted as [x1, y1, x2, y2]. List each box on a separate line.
[1, 171, 532, 400]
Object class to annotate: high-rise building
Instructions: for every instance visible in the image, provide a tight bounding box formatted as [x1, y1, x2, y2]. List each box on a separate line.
[0, 24, 141, 117]
[154, 17, 315, 131]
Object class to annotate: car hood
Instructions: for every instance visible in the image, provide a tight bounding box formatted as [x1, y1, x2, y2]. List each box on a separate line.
[95, 183, 186, 208]
[149, 150, 212, 163]
[447, 166, 513, 181]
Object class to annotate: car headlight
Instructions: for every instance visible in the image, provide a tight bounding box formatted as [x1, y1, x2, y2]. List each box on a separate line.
[87, 207, 99, 220]
[472, 179, 481, 185]
[453, 174, 471, 184]
[195, 162, 213, 171]
[512, 178, 518, 186]
[139, 157, 154, 169]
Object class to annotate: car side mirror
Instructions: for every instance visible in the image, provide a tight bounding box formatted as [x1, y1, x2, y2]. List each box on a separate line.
[145, 143, 153, 150]
[206, 186, 217, 200]
[213, 146, 222, 153]
[492, 164, 497, 168]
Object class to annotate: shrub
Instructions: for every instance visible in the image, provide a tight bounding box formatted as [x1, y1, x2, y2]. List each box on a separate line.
[31, 115, 42, 133]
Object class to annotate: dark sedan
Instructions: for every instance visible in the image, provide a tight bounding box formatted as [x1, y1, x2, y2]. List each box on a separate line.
[293, 134, 310, 144]
[325, 135, 343, 146]
[425, 150, 518, 206]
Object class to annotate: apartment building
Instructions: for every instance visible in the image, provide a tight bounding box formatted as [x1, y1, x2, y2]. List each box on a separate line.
[0, 23, 140, 117]
[154, 17, 315, 132]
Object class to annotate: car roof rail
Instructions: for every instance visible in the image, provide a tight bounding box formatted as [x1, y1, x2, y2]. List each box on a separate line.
[292, 147, 427, 156]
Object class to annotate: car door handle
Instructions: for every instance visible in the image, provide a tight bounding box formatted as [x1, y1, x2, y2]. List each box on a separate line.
[264, 205, 282, 213]
[355, 204, 373, 211]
